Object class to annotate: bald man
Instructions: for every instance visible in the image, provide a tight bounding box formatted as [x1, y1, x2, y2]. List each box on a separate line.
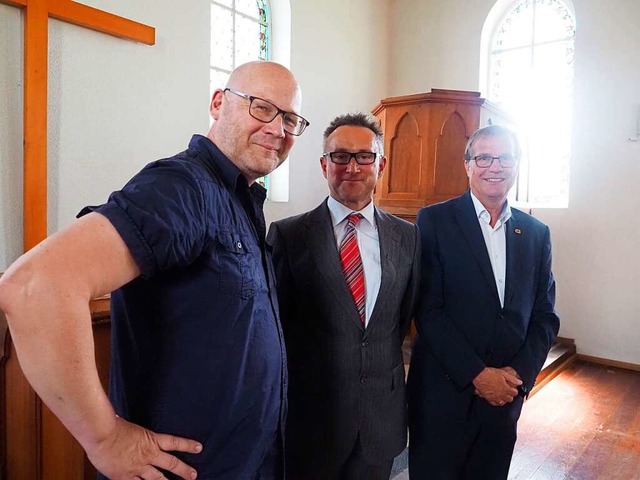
[0, 61, 309, 480]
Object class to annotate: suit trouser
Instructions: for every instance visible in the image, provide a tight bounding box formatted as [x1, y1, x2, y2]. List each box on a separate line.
[408, 398, 521, 480]
[286, 434, 394, 480]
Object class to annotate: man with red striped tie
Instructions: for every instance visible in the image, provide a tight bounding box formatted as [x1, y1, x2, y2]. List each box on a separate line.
[267, 112, 420, 480]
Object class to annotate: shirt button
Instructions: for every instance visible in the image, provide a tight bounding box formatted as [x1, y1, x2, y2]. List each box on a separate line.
[360, 375, 368, 384]
[236, 241, 242, 249]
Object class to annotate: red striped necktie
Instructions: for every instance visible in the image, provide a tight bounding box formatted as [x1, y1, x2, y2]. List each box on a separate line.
[339, 213, 366, 327]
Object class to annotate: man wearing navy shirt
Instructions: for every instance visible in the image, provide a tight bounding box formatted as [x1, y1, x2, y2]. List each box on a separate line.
[0, 61, 308, 480]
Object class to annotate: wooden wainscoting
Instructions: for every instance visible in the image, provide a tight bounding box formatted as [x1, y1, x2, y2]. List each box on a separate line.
[0, 296, 111, 480]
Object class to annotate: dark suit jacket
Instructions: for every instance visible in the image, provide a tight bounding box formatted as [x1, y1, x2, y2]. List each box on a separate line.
[408, 190, 559, 427]
[267, 199, 420, 470]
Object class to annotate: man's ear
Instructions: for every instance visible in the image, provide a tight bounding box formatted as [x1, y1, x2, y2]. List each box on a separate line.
[320, 156, 329, 179]
[377, 155, 388, 178]
[210, 89, 224, 120]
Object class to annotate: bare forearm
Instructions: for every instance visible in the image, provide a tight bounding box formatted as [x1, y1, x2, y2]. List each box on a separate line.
[2, 274, 116, 451]
[0, 214, 140, 451]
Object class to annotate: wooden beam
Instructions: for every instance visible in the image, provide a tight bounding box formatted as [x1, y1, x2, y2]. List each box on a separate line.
[23, 0, 49, 251]
[50, 0, 155, 45]
[0, 0, 27, 7]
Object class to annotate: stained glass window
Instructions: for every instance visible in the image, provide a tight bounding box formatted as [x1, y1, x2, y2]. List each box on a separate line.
[211, 0, 270, 93]
[211, 0, 271, 189]
[210, 0, 270, 96]
[488, 0, 575, 207]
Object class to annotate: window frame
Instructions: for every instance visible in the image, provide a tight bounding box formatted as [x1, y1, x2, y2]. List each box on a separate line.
[481, 0, 576, 208]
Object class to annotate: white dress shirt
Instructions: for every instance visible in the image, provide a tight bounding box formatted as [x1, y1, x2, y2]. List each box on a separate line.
[327, 197, 381, 326]
[470, 191, 512, 307]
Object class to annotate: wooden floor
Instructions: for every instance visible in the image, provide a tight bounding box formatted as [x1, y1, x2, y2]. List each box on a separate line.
[509, 361, 640, 480]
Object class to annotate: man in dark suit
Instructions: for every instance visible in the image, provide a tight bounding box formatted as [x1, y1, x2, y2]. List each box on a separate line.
[407, 124, 560, 479]
[267, 113, 420, 480]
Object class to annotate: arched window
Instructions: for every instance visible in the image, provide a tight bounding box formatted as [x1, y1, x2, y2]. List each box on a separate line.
[484, 0, 575, 207]
[210, 0, 270, 93]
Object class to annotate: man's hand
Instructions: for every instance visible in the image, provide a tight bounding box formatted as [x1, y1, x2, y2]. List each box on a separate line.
[86, 417, 202, 480]
[500, 366, 522, 387]
[472, 367, 522, 407]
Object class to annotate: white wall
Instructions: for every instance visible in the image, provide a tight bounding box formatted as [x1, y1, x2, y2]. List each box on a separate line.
[388, 1, 492, 95]
[0, 5, 24, 270]
[535, 0, 640, 365]
[46, 0, 210, 233]
[389, 0, 640, 365]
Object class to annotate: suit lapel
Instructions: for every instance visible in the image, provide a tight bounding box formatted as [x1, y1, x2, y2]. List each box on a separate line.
[504, 212, 523, 306]
[305, 200, 364, 329]
[368, 209, 400, 329]
[454, 192, 501, 302]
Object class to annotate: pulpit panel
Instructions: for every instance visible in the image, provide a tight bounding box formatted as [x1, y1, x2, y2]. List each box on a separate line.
[388, 112, 423, 195]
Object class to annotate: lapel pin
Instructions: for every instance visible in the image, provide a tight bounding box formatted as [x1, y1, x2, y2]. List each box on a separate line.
[514, 228, 522, 235]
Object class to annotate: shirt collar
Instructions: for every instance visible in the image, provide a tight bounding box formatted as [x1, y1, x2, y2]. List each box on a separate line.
[469, 190, 512, 225]
[188, 134, 260, 194]
[327, 196, 376, 228]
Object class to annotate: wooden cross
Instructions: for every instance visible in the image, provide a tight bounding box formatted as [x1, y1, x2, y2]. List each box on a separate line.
[1, 0, 155, 251]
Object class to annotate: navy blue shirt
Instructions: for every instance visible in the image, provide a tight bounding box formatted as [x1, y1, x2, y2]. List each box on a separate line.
[81, 135, 286, 479]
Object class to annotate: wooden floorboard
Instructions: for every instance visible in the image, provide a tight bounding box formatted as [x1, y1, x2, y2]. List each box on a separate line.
[509, 361, 640, 480]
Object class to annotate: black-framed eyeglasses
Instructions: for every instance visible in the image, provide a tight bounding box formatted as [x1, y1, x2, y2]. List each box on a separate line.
[470, 154, 518, 168]
[223, 88, 309, 136]
[323, 151, 378, 165]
